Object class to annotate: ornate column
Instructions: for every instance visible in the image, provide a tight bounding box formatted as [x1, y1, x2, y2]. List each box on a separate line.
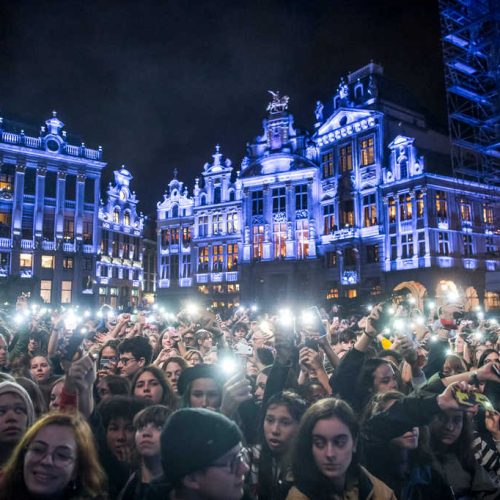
[12, 164, 26, 236]
[55, 170, 67, 240]
[34, 166, 47, 238]
[75, 172, 86, 240]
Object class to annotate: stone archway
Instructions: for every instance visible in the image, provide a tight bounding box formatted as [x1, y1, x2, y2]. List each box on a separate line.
[393, 281, 427, 311]
[463, 286, 480, 312]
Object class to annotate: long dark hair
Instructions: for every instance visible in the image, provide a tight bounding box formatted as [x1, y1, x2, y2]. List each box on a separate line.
[292, 398, 359, 499]
[257, 391, 307, 499]
[131, 365, 177, 410]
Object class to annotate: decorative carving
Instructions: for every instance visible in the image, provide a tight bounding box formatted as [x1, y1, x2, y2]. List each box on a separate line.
[267, 90, 289, 114]
[367, 75, 378, 98]
[15, 164, 26, 173]
[36, 166, 47, 176]
[77, 173, 86, 183]
[57, 170, 67, 180]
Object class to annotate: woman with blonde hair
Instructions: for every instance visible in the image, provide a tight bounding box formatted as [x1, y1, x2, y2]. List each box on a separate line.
[0, 412, 107, 499]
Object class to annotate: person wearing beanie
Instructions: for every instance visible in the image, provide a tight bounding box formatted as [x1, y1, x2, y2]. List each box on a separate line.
[0, 380, 35, 466]
[177, 363, 224, 410]
[159, 408, 249, 500]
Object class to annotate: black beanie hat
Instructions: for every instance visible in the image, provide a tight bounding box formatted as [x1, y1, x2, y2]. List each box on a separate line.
[161, 408, 242, 485]
[177, 363, 223, 396]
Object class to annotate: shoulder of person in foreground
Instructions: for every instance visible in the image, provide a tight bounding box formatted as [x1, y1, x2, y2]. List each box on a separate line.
[359, 465, 397, 500]
[285, 486, 310, 500]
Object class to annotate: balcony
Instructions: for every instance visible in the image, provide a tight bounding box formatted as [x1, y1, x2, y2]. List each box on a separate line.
[321, 227, 358, 244]
[82, 244, 94, 253]
[196, 273, 209, 283]
[62, 242, 75, 252]
[226, 271, 239, 282]
[179, 277, 193, 287]
[360, 225, 380, 238]
[0, 238, 11, 248]
[158, 278, 170, 288]
[41, 240, 55, 251]
[21, 239, 34, 250]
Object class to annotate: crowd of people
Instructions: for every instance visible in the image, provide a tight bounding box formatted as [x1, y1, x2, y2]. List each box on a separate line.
[0, 292, 499, 499]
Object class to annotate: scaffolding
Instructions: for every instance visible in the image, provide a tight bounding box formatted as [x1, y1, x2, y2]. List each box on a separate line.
[439, 0, 500, 185]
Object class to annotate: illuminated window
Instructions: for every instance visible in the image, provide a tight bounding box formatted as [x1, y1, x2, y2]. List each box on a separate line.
[41, 255, 54, 269]
[198, 246, 209, 272]
[435, 191, 447, 218]
[198, 285, 209, 294]
[63, 217, 74, 240]
[20, 253, 32, 268]
[198, 216, 208, 237]
[252, 191, 264, 216]
[212, 214, 223, 235]
[296, 220, 309, 259]
[463, 234, 473, 256]
[416, 191, 424, 218]
[124, 212, 130, 226]
[0, 252, 9, 271]
[363, 194, 377, 227]
[0, 173, 13, 191]
[182, 226, 191, 247]
[227, 213, 239, 234]
[227, 243, 238, 270]
[485, 292, 500, 310]
[0, 211, 11, 236]
[323, 204, 336, 235]
[273, 223, 287, 259]
[40, 280, 52, 303]
[212, 245, 223, 271]
[340, 144, 353, 172]
[295, 184, 308, 210]
[61, 280, 72, 304]
[63, 256, 74, 269]
[82, 219, 92, 243]
[171, 228, 179, 245]
[113, 208, 120, 224]
[460, 202, 472, 222]
[252, 225, 264, 261]
[341, 200, 354, 227]
[388, 197, 396, 223]
[360, 136, 375, 166]
[322, 151, 334, 177]
[399, 193, 413, 221]
[483, 205, 494, 225]
[345, 289, 358, 299]
[272, 187, 286, 213]
[401, 234, 414, 259]
[366, 244, 379, 263]
[326, 288, 339, 299]
[438, 232, 449, 256]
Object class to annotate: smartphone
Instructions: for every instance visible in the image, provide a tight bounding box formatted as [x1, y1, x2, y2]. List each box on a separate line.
[99, 358, 113, 370]
[234, 342, 253, 356]
[61, 331, 84, 362]
[302, 306, 327, 338]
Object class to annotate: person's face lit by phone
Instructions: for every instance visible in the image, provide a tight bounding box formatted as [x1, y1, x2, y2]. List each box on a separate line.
[430, 410, 463, 446]
[189, 378, 221, 410]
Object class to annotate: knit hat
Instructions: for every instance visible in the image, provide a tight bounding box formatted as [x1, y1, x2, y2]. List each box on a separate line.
[0, 381, 35, 427]
[160, 408, 242, 485]
[177, 363, 223, 396]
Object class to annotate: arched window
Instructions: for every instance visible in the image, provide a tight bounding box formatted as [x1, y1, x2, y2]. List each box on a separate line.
[123, 211, 130, 226]
[113, 208, 120, 224]
[172, 204, 178, 218]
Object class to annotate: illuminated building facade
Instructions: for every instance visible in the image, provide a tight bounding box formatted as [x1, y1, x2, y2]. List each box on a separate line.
[0, 112, 105, 304]
[157, 63, 500, 310]
[97, 167, 144, 308]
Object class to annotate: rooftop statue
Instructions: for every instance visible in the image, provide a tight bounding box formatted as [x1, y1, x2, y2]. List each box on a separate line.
[267, 90, 289, 114]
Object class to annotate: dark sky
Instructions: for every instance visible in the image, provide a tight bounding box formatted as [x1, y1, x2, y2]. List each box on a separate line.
[0, 0, 446, 217]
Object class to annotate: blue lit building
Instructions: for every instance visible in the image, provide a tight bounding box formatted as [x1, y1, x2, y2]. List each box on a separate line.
[96, 167, 144, 308]
[157, 62, 500, 311]
[0, 112, 104, 304]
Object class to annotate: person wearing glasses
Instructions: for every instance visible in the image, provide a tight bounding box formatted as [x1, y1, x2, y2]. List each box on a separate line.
[151, 407, 250, 500]
[117, 337, 153, 380]
[0, 412, 107, 499]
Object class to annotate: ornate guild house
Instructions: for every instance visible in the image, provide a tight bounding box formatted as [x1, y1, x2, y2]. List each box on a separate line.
[157, 63, 500, 311]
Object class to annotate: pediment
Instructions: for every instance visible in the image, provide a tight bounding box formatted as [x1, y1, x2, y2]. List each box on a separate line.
[316, 107, 377, 137]
[388, 134, 414, 149]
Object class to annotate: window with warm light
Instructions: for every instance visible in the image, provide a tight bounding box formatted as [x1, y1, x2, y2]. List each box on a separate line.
[322, 151, 334, 177]
[124, 212, 130, 226]
[323, 204, 335, 235]
[399, 193, 413, 221]
[340, 144, 353, 172]
[41, 255, 54, 269]
[198, 246, 209, 272]
[483, 205, 494, 224]
[388, 197, 396, 223]
[416, 191, 424, 218]
[61, 280, 72, 304]
[460, 202, 472, 222]
[20, 253, 32, 268]
[363, 194, 377, 227]
[212, 245, 223, 271]
[227, 243, 238, 270]
[296, 219, 309, 259]
[273, 223, 287, 259]
[360, 136, 375, 166]
[113, 209, 120, 224]
[252, 225, 264, 261]
[40, 280, 52, 303]
[435, 191, 447, 218]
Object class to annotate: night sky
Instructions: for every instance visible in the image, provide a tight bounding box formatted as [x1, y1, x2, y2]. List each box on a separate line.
[0, 0, 446, 217]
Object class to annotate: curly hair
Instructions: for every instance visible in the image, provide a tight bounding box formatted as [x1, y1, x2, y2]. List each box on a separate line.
[0, 412, 107, 499]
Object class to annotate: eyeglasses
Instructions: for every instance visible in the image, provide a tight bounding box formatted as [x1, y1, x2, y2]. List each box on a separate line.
[26, 443, 75, 468]
[118, 357, 137, 366]
[210, 448, 249, 474]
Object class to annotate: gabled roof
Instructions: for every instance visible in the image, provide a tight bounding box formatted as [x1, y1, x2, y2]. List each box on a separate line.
[316, 107, 381, 137]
